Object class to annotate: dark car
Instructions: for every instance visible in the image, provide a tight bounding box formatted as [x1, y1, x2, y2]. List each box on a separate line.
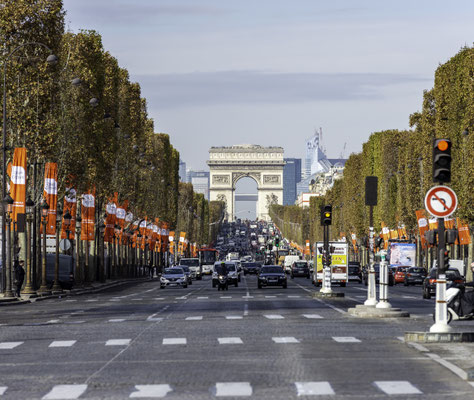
[422, 268, 464, 299]
[290, 261, 310, 279]
[348, 261, 362, 283]
[363, 264, 394, 286]
[404, 267, 427, 286]
[258, 265, 287, 289]
[45, 254, 75, 289]
[242, 262, 261, 275]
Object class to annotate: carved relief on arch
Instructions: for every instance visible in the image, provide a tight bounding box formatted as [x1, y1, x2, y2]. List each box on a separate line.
[232, 172, 261, 187]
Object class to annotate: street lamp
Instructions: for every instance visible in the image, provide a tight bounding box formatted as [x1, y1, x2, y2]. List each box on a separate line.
[3, 194, 14, 297]
[37, 198, 50, 295]
[52, 205, 63, 292]
[2, 42, 57, 294]
[75, 215, 82, 286]
[62, 210, 73, 286]
[21, 197, 36, 296]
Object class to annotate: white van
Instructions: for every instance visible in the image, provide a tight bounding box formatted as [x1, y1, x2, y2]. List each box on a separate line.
[283, 255, 300, 273]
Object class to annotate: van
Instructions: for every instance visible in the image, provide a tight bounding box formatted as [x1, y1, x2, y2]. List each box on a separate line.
[283, 255, 300, 274]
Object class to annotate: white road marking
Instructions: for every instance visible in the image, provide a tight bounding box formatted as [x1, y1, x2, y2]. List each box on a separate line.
[108, 319, 126, 323]
[175, 296, 187, 300]
[264, 314, 284, 319]
[469, 382, 474, 388]
[42, 384, 88, 399]
[197, 296, 209, 299]
[426, 353, 469, 380]
[64, 321, 85, 324]
[215, 382, 252, 397]
[47, 320, 60, 323]
[272, 337, 300, 344]
[374, 381, 422, 395]
[402, 295, 418, 299]
[242, 295, 254, 299]
[163, 338, 186, 345]
[132, 299, 143, 301]
[130, 384, 172, 398]
[49, 340, 76, 348]
[408, 342, 429, 352]
[265, 295, 277, 298]
[85, 299, 98, 302]
[302, 314, 323, 319]
[226, 315, 243, 320]
[288, 295, 301, 298]
[185, 316, 203, 321]
[106, 339, 131, 346]
[65, 299, 77, 302]
[244, 303, 249, 317]
[154, 298, 165, 300]
[146, 313, 163, 322]
[218, 337, 243, 344]
[0, 342, 23, 349]
[396, 336, 405, 342]
[0, 387, 7, 395]
[295, 381, 335, 396]
[220, 296, 232, 299]
[332, 337, 361, 343]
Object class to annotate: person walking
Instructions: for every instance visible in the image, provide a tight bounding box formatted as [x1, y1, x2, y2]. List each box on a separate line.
[14, 260, 25, 297]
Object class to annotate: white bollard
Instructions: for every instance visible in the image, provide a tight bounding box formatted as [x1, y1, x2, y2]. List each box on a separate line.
[320, 265, 333, 294]
[364, 264, 378, 306]
[376, 251, 391, 309]
[430, 274, 452, 333]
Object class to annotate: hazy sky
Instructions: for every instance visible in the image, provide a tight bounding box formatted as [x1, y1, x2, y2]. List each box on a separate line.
[63, 0, 473, 173]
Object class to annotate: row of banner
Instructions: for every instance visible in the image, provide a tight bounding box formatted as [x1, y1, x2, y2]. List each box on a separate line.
[7, 148, 200, 255]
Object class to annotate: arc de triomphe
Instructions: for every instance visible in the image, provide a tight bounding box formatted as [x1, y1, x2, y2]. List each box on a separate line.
[207, 145, 285, 221]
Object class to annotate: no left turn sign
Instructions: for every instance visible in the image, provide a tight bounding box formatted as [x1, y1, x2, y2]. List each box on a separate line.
[424, 186, 458, 218]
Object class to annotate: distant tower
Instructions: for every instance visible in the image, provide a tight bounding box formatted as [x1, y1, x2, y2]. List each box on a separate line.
[304, 128, 327, 178]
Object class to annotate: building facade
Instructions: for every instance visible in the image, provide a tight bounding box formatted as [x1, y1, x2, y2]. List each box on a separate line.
[283, 158, 302, 205]
[187, 170, 210, 200]
[179, 160, 187, 182]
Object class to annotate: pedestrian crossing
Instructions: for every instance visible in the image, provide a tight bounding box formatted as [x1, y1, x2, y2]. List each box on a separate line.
[0, 380, 435, 398]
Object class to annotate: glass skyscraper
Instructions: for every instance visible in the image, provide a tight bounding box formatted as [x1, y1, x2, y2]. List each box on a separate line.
[283, 158, 302, 205]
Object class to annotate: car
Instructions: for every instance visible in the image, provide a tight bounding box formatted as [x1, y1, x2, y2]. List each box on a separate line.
[348, 262, 362, 283]
[363, 264, 394, 286]
[393, 266, 409, 284]
[290, 261, 310, 279]
[212, 262, 240, 287]
[404, 266, 427, 286]
[242, 262, 261, 275]
[258, 265, 287, 289]
[422, 268, 464, 299]
[178, 265, 193, 284]
[160, 267, 188, 289]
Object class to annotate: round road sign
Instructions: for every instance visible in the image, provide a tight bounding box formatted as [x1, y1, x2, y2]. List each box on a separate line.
[424, 186, 457, 218]
[59, 238, 71, 251]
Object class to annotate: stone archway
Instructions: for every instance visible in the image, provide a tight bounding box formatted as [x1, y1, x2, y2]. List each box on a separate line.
[207, 145, 285, 221]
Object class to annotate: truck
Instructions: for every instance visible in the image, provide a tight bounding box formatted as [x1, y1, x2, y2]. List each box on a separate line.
[179, 258, 202, 280]
[313, 241, 348, 287]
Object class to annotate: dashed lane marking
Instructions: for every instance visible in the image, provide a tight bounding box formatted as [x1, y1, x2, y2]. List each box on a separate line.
[220, 296, 232, 299]
[146, 313, 163, 322]
[302, 314, 323, 319]
[49, 340, 76, 348]
[215, 382, 252, 397]
[264, 314, 284, 319]
[288, 295, 301, 298]
[163, 338, 186, 345]
[197, 296, 209, 299]
[374, 381, 422, 395]
[106, 339, 131, 346]
[332, 337, 361, 343]
[185, 316, 203, 321]
[272, 337, 300, 344]
[0, 342, 23, 349]
[130, 384, 172, 398]
[0, 387, 6, 395]
[265, 295, 277, 298]
[108, 319, 126, 323]
[242, 295, 254, 299]
[42, 384, 88, 399]
[218, 337, 243, 344]
[295, 382, 335, 396]
[225, 316, 243, 320]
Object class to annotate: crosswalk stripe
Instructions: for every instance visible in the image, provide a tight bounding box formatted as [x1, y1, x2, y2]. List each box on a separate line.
[220, 296, 232, 299]
[374, 381, 422, 395]
[225, 316, 243, 320]
[302, 314, 323, 319]
[163, 338, 186, 345]
[0, 387, 7, 395]
[215, 382, 252, 397]
[242, 295, 254, 299]
[49, 340, 76, 348]
[106, 339, 131, 346]
[264, 314, 284, 319]
[288, 295, 301, 298]
[265, 295, 277, 298]
[332, 337, 361, 343]
[197, 297, 209, 299]
[185, 316, 203, 321]
[0, 342, 23, 349]
[272, 337, 300, 344]
[130, 384, 172, 398]
[108, 319, 126, 323]
[295, 382, 335, 396]
[42, 384, 88, 399]
[218, 337, 243, 344]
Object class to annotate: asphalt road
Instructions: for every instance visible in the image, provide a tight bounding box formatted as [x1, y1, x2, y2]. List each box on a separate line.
[1, 275, 474, 399]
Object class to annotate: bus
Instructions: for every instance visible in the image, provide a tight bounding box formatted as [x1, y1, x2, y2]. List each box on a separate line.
[198, 248, 219, 275]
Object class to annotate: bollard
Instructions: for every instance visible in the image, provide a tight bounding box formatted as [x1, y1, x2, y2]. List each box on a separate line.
[430, 273, 452, 333]
[320, 263, 333, 294]
[376, 250, 391, 309]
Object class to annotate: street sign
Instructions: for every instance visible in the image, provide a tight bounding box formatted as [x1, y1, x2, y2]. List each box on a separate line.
[424, 186, 457, 218]
[59, 238, 71, 251]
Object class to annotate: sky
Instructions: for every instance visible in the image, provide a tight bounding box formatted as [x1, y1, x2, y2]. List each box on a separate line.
[63, 1, 473, 220]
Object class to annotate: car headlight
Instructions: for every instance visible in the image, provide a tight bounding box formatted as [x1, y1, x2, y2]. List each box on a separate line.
[160, 277, 167, 283]
[219, 275, 224, 279]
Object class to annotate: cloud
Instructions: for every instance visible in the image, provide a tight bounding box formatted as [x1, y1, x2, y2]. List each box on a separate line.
[134, 70, 430, 109]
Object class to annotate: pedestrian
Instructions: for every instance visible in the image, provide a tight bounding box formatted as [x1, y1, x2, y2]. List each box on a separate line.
[14, 260, 25, 297]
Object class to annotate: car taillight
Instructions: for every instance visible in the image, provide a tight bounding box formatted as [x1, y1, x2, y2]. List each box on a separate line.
[429, 279, 436, 284]
[454, 279, 463, 284]
[407, 274, 411, 277]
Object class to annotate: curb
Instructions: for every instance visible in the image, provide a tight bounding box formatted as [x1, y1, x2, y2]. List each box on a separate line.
[348, 304, 410, 318]
[405, 331, 474, 343]
[312, 292, 345, 298]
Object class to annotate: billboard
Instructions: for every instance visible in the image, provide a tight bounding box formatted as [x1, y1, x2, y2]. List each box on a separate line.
[389, 243, 416, 267]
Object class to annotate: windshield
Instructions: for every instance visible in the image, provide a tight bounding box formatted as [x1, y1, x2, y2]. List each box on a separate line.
[180, 259, 199, 267]
[261, 266, 283, 274]
[164, 268, 183, 275]
[294, 262, 307, 267]
[244, 263, 260, 268]
[180, 266, 190, 272]
[226, 264, 236, 271]
[201, 250, 217, 264]
[409, 268, 425, 273]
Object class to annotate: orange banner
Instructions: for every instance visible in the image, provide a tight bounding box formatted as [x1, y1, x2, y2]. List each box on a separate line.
[116, 200, 128, 229]
[178, 232, 186, 255]
[415, 210, 429, 250]
[169, 231, 175, 254]
[380, 222, 390, 249]
[61, 187, 77, 240]
[10, 148, 27, 223]
[81, 189, 95, 241]
[104, 193, 118, 243]
[41, 162, 58, 234]
[351, 233, 357, 253]
[457, 218, 471, 245]
[305, 240, 310, 256]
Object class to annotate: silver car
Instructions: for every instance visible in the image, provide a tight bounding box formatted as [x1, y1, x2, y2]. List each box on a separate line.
[160, 267, 188, 289]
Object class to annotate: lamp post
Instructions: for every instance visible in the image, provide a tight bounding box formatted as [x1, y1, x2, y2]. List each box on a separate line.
[99, 222, 106, 282]
[75, 216, 82, 286]
[114, 225, 121, 278]
[52, 206, 63, 293]
[37, 199, 50, 295]
[2, 42, 57, 293]
[21, 197, 37, 296]
[62, 210, 73, 286]
[3, 195, 14, 297]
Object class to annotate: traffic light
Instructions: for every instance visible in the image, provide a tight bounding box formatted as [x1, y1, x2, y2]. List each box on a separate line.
[432, 139, 452, 183]
[321, 205, 332, 226]
[275, 237, 280, 247]
[268, 243, 273, 251]
[440, 250, 450, 273]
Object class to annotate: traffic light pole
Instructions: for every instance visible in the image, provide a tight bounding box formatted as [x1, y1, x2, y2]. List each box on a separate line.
[320, 224, 332, 294]
[364, 206, 378, 306]
[430, 217, 451, 333]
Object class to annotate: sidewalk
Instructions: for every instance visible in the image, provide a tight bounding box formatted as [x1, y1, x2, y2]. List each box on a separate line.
[0, 277, 151, 306]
